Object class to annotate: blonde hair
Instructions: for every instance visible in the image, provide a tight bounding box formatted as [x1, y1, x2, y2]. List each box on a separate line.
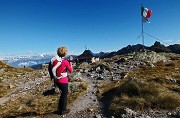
[57, 46, 68, 57]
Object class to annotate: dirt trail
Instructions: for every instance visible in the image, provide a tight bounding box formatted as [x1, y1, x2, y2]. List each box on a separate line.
[67, 74, 102, 118]
[44, 73, 105, 118]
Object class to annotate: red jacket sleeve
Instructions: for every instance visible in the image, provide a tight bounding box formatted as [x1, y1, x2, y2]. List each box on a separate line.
[64, 60, 73, 73]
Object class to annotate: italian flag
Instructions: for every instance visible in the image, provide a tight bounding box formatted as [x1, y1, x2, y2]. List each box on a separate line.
[141, 6, 152, 18]
[142, 17, 150, 23]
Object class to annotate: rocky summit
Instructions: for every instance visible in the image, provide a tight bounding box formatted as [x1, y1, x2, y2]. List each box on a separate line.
[0, 51, 180, 118]
[115, 41, 180, 56]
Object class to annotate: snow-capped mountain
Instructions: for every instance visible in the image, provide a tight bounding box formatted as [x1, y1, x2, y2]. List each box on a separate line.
[0, 54, 78, 68]
[1, 54, 55, 67]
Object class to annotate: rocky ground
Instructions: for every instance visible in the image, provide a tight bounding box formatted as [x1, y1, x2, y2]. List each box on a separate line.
[0, 51, 180, 118]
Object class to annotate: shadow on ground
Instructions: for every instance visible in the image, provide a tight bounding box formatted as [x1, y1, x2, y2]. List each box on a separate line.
[2, 112, 38, 118]
[99, 87, 119, 118]
[43, 88, 57, 96]
[2, 111, 61, 118]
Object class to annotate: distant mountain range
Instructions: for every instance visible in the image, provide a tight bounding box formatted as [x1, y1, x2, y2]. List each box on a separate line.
[1, 54, 54, 68]
[0, 41, 179, 68]
[100, 41, 180, 58]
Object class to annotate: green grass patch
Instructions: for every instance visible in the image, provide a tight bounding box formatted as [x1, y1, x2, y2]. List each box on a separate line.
[107, 79, 180, 117]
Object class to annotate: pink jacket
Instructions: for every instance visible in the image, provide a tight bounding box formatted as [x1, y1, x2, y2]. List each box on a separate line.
[55, 60, 72, 84]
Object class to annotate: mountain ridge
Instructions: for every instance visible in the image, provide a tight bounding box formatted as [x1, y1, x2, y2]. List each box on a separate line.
[97, 41, 180, 58]
[1, 41, 179, 67]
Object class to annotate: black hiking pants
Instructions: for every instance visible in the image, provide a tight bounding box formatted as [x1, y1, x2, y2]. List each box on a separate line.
[56, 83, 68, 113]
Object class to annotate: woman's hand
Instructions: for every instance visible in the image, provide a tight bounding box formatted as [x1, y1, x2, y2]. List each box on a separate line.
[69, 56, 73, 62]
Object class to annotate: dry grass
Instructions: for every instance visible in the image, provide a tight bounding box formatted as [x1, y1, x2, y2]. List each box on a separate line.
[68, 82, 88, 105]
[127, 60, 180, 83]
[75, 60, 112, 72]
[0, 61, 88, 117]
[0, 83, 14, 98]
[0, 61, 34, 98]
[99, 56, 180, 117]
[75, 62, 91, 70]
[0, 61, 33, 73]
[108, 79, 180, 117]
[1, 79, 88, 117]
[98, 81, 122, 94]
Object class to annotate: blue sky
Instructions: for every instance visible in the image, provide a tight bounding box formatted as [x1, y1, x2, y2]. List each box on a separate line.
[0, 0, 180, 56]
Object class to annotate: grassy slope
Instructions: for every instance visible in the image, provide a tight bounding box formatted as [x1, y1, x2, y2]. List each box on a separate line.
[0, 79, 88, 117]
[99, 55, 180, 117]
[0, 61, 33, 98]
[0, 61, 88, 117]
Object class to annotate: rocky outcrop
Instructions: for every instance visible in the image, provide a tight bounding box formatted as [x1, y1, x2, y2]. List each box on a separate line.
[80, 57, 146, 82]
[133, 51, 167, 63]
[150, 41, 171, 53]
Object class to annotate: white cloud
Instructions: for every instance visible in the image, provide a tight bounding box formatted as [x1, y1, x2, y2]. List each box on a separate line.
[163, 40, 173, 43]
[27, 50, 33, 54]
[162, 39, 180, 45]
[69, 51, 82, 55]
[95, 49, 117, 53]
[18, 61, 37, 67]
[175, 40, 180, 43]
[0, 52, 3, 57]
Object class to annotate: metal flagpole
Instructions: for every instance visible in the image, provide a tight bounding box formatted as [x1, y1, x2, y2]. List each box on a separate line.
[142, 16, 144, 51]
[141, 5, 145, 51]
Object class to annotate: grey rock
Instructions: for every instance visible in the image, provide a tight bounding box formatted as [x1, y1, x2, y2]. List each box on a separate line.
[95, 114, 102, 118]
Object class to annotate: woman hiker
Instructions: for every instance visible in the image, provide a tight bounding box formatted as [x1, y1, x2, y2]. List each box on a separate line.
[50, 46, 73, 116]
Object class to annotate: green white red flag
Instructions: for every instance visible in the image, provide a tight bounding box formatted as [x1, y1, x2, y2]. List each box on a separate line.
[142, 16, 150, 23]
[141, 6, 152, 23]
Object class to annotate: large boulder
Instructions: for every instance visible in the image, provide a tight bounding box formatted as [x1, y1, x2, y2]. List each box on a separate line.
[133, 51, 167, 63]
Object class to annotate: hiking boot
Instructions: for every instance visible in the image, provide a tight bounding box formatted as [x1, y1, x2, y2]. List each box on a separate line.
[62, 109, 70, 114]
[59, 109, 70, 115]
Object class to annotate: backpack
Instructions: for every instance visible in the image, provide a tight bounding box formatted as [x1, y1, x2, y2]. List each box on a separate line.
[48, 61, 54, 80]
[48, 55, 67, 80]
